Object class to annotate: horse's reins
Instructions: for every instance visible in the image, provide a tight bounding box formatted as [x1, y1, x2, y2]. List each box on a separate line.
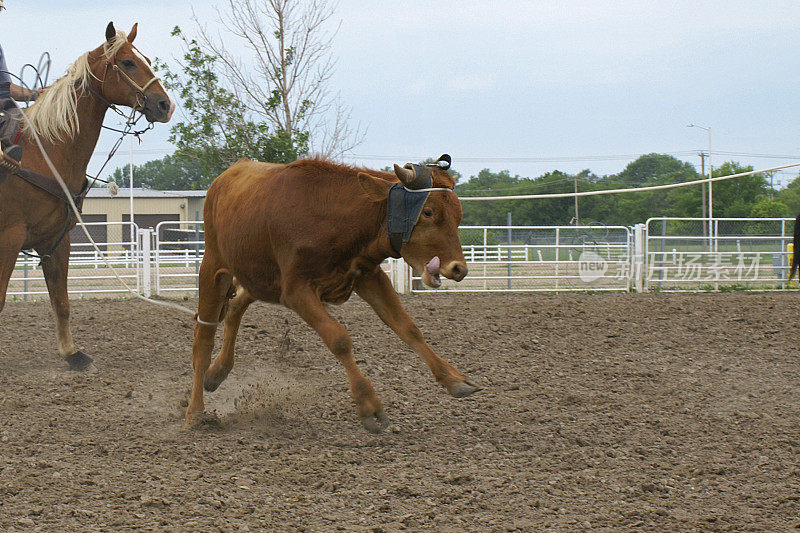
[108, 50, 160, 111]
[15, 45, 161, 262]
[14, 50, 200, 320]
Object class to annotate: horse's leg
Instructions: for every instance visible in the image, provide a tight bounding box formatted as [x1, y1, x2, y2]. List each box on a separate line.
[204, 284, 255, 392]
[355, 268, 480, 397]
[0, 226, 26, 314]
[40, 238, 93, 371]
[281, 280, 388, 433]
[185, 257, 233, 427]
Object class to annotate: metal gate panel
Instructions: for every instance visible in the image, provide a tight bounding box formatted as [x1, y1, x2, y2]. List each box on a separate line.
[644, 217, 794, 291]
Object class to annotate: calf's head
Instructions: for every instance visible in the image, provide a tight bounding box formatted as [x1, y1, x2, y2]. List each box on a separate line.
[359, 154, 468, 288]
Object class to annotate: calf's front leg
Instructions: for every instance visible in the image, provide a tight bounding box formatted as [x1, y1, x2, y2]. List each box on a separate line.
[354, 268, 480, 398]
[282, 282, 388, 433]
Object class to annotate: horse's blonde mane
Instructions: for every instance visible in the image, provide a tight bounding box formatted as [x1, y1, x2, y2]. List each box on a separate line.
[24, 30, 129, 143]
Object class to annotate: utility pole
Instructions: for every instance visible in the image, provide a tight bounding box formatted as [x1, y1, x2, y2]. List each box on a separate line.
[699, 151, 708, 244]
[698, 151, 707, 219]
[573, 175, 580, 225]
[768, 170, 774, 199]
[688, 124, 712, 249]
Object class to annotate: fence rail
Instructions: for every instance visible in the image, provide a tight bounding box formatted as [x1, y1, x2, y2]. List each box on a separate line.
[8, 222, 140, 300]
[412, 225, 631, 292]
[644, 217, 795, 291]
[6, 219, 798, 300]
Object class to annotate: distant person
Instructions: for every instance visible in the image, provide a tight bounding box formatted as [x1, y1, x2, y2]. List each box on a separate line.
[0, 0, 43, 176]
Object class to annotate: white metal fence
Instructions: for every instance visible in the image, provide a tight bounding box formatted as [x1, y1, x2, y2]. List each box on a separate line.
[645, 217, 795, 291]
[8, 222, 140, 301]
[6, 219, 798, 300]
[154, 220, 204, 295]
[411, 225, 632, 292]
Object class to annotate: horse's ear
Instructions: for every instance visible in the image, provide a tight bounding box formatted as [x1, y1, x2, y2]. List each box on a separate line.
[106, 22, 116, 42]
[128, 23, 138, 43]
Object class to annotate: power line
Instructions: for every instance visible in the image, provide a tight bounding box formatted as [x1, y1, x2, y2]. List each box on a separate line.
[350, 150, 800, 164]
[93, 147, 800, 164]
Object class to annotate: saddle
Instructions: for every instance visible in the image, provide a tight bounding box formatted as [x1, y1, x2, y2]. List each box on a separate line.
[0, 100, 86, 206]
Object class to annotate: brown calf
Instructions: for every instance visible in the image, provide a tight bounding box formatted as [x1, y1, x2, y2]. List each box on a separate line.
[185, 157, 479, 432]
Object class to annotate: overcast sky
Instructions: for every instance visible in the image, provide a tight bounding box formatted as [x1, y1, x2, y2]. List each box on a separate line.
[2, 1, 799, 186]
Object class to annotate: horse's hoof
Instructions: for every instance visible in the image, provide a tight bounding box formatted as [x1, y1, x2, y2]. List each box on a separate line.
[360, 409, 389, 434]
[66, 350, 95, 372]
[448, 380, 482, 398]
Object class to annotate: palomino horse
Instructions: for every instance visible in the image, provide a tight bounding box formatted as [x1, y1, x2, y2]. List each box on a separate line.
[0, 23, 174, 370]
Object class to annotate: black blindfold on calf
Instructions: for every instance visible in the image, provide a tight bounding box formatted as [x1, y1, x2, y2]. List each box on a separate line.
[387, 154, 453, 257]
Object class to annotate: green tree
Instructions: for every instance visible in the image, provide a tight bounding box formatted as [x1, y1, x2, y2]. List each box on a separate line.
[150, 26, 308, 188]
[593, 154, 699, 225]
[776, 171, 800, 215]
[111, 155, 205, 190]
[615, 153, 697, 185]
[710, 162, 768, 218]
[749, 198, 789, 218]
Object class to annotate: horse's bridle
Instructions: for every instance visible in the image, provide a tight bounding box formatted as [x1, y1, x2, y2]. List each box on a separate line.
[17, 42, 162, 263]
[96, 45, 161, 112]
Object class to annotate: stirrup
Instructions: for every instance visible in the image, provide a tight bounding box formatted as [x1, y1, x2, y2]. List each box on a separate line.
[0, 144, 21, 172]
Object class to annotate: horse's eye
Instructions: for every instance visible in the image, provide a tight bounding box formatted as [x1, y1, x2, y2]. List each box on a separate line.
[121, 59, 136, 69]
[423, 208, 433, 218]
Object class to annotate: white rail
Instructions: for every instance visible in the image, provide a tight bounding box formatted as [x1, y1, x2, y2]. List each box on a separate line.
[8, 219, 799, 299]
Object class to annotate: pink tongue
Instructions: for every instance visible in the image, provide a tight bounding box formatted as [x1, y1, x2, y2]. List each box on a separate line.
[426, 256, 441, 277]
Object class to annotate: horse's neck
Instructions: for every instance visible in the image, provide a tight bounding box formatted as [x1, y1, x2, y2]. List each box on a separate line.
[45, 93, 108, 190]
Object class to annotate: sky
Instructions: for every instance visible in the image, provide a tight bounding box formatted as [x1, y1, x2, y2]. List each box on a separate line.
[2, 1, 799, 187]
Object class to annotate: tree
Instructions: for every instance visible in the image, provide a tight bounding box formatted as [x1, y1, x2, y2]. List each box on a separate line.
[190, 0, 363, 157]
[151, 27, 307, 188]
[710, 162, 768, 218]
[110, 156, 206, 190]
[776, 171, 800, 215]
[615, 153, 697, 185]
[595, 154, 699, 225]
[749, 198, 789, 219]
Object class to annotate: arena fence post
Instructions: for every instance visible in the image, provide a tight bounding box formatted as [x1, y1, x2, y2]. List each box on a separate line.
[633, 223, 646, 292]
[398, 259, 410, 294]
[138, 228, 152, 298]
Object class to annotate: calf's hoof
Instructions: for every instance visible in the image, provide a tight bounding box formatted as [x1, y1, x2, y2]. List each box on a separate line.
[66, 350, 96, 372]
[203, 368, 229, 392]
[185, 410, 223, 430]
[448, 380, 482, 398]
[360, 409, 390, 434]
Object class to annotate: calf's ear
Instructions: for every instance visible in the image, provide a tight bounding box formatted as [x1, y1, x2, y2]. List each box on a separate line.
[358, 172, 393, 201]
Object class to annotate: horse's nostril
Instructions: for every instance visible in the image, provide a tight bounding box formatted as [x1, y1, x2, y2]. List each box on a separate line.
[158, 99, 170, 112]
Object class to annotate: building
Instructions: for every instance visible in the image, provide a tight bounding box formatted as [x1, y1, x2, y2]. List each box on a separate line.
[71, 187, 207, 247]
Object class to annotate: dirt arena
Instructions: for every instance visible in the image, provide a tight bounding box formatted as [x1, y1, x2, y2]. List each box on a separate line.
[1, 292, 799, 531]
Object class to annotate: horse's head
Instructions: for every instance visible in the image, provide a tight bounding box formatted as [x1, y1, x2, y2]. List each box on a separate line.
[94, 22, 175, 123]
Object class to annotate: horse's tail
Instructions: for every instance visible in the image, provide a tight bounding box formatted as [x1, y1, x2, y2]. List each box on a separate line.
[791, 212, 800, 280]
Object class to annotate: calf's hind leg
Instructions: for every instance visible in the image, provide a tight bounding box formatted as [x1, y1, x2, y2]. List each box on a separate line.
[204, 285, 255, 392]
[185, 263, 233, 427]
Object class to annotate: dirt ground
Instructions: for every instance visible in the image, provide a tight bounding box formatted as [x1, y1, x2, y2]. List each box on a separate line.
[1, 292, 799, 532]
